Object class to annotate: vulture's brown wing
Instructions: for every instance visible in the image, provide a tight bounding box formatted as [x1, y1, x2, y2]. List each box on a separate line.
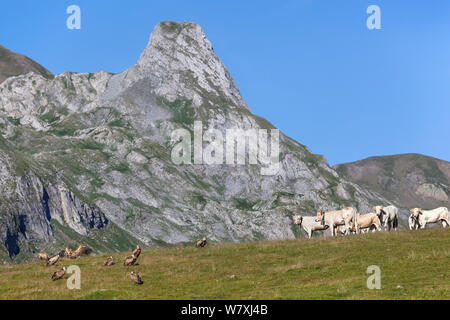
[80, 246, 92, 255]
[51, 270, 64, 280]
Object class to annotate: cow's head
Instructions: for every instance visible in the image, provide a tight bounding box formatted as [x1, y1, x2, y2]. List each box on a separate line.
[410, 208, 422, 218]
[348, 221, 355, 233]
[292, 215, 303, 226]
[315, 210, 325, 224]
[373, 205, 384, 216]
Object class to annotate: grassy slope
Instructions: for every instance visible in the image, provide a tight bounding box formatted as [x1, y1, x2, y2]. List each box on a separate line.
[0, 228, 448, 300]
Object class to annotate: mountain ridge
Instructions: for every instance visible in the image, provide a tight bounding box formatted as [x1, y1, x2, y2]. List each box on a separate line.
[0, 44, 53, 84]
[335, 153, 450, 209]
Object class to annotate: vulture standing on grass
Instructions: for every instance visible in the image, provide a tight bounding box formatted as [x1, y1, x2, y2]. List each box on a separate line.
[132, 245, 141, 259]
[63, 245, 92, 259]
[46, 255, 60, 266]
[123, 254, 137, 266]
[76, 245, 92, 256]
[63, 247, 73, 258]
[51, 267, 66, 281]
[196, 237, 207, 248]
[130, 272, 143, 285]
[38, 252, 49, 261]
[104, 256, 114, 266]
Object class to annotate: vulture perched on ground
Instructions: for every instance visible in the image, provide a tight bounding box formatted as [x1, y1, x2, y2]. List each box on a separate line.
[196, 237, 207, 248]
[76, 245, 92, 256]
[130, 272, 143, 285]
[46, 255, 60, 266]
[51, 267, 66, 281]
[63, 245, 92, 259]
[38, 252, 49, 261]
[63, 247, 73, 258]
[123, 254, 137, 266]
[104, 256, 114, 266]
[132, 245, 141, 259]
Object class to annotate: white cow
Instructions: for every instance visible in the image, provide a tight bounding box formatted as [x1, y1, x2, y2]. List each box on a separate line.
[373, 205, 399, 231]
[409, 207, 450, 229]
[315, 207, 357, 236]
[293, 215, 329, 238]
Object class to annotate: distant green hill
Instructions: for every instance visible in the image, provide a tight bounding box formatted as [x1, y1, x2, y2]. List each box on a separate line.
[335, 154, 450, 209]
[0, 228, 448, 299]
[0, 45, 53, 83]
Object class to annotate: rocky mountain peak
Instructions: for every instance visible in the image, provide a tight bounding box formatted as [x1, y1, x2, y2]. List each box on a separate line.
[112, 21, 248, 110]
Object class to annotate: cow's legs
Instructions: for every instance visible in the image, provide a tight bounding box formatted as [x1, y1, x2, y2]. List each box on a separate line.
[374, 221, 381, 232]
[344, 223, 349, 235]
[308, 229, 313, 238]
[441, 219, 449, 228]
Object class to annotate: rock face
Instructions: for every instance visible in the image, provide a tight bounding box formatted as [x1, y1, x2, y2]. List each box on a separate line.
[335, 154, 450, 209]
[0, 21, 391, 263]
[0, 45, 53, 84]
[0, 138, 111, 262]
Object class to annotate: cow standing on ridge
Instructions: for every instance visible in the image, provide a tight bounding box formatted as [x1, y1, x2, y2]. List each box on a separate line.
[373, 205, 399, 231]
[316, 207, 357, 236]
[409, 207, 450, 229]
[292, 215, 329, 238]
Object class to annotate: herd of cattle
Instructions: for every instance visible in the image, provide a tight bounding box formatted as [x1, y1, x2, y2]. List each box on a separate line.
[292, 205, 450, 238]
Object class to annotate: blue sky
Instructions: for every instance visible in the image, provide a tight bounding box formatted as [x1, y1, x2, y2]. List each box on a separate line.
[1, 0, 449, 165]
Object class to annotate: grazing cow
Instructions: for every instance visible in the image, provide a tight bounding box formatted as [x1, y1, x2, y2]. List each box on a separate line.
[46, 255, 60, 267]
[292, 215, 329, 238]
[51, 267, 66, 281]
[196, 237, 207, 248]
[373, 205, 399, 231]
[354, 213, 382, 233]
[409, 207, 450, 229]
[124, 254, 137, 266]
[130, 272, 143, 285]
[38, 252, 49, 261]
[316, 207, 357, 236]
[132, 245, 141, 258]
[104, 256, 114, 266]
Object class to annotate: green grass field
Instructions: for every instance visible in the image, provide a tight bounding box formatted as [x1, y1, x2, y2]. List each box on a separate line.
[0, 228, 449, 300]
